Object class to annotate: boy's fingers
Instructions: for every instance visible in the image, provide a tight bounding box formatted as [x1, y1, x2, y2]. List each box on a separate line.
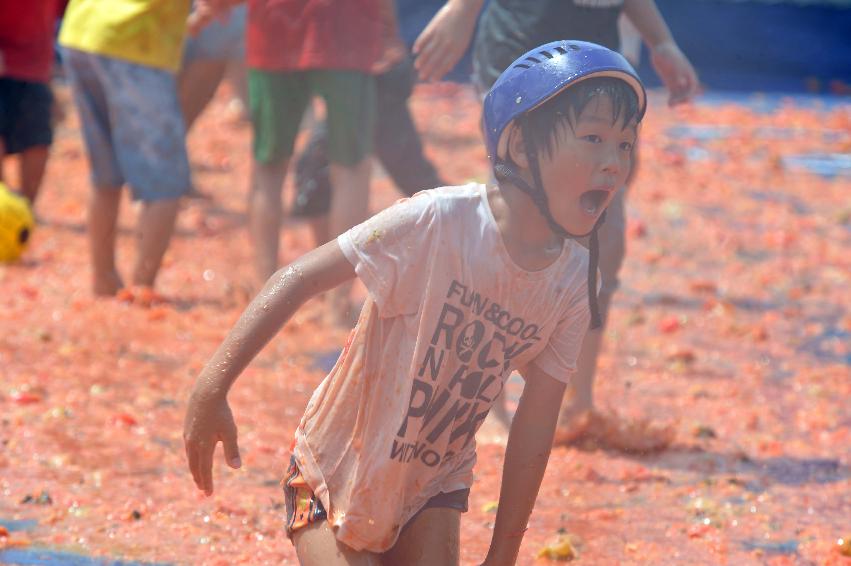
[185, 441, 203, 488]
[420, 44, 447, 82]
[412, 28, 433, 57]
[222, 428, 242, 469]
[415, 45, 438, 79]
[199, 442, 216, 495]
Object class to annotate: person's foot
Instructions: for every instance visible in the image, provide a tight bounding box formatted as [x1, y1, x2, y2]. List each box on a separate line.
[554, 409, 676, 453]
[93, 270, 124, 296]
[116, 285, 166, 308]
[592, 412, 676, 453]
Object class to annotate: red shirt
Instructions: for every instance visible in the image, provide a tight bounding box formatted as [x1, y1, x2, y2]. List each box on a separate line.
[0, 0, 67, 83]
[246, 0, 383, 72]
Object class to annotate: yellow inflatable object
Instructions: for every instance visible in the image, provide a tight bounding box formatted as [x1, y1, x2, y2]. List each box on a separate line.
[0, 182, 35, 262]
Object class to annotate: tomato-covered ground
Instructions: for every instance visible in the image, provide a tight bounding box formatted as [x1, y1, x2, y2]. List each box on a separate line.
[1, 82, 849, 565]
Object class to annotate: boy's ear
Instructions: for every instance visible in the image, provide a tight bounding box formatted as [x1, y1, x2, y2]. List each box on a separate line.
[505, 123, 530, 169]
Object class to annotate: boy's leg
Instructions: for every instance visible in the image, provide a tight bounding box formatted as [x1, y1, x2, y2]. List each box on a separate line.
[292, 122, 333, 246]
[177, 58, 227, 131]
[89, 54, 192, 292]
[249, 157, 288, 284]
[558, 188, 625, 423]
[19, 146, 49, 204]
[88, 188, 124, 295]
[133, 198, 181, 287]
[247, 69, 310, 287]
[293, 520, 381, 566]
[374, 57, 444, 195]
[327, 158, 371, 320]
[380, 507, 461, 566]
[0, 79, 54, 204]
[61, 48, 129, 295]
[317, 70, 375, 324]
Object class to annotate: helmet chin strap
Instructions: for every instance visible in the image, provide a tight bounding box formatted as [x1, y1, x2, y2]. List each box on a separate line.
[492, 120, 607, 330]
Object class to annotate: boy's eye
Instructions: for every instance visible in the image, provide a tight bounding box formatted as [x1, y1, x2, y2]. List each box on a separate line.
[620, 141, 634, 151]
[583, 135, 602, 143]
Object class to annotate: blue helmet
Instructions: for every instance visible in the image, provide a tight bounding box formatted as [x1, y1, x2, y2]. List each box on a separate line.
[483, 40, 646, 164]
[482, 41, 646, 330]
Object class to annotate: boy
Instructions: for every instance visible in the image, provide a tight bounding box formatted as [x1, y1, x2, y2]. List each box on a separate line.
[415, 0, 698, 450]
[58, 0, 193, 298]
[0, 0, 66, 206]
[184, 41, 645, 564]
[234, 0, 384, 324]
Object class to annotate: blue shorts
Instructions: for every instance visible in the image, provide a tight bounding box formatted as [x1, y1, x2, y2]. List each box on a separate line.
[61, 47, 190, 201]
[183, 5, 246, 64]
[0, 78, 53, 154]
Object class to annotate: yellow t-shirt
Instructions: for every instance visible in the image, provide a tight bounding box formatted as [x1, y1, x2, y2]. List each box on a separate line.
[59, 0, 190, 72]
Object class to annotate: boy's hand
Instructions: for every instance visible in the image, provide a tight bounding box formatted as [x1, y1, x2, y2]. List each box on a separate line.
[184, 389, 241, 496]
[413, 0, 482, 82]
[187, 0, 232, 37]
[650, 40, 700, 106]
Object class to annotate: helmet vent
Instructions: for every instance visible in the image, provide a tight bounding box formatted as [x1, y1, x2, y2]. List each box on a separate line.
[539, 49, 553, 59]
[524, 55, 541, 64]
[514, 63, 531, 69]
[569, 44, 581, 51]
[554, 46, 567, 55]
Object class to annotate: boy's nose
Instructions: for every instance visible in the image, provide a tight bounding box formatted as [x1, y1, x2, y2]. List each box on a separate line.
[601, 146, 621, 174]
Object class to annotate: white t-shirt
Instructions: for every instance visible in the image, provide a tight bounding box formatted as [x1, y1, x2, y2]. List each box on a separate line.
[292, 183, 591, 552]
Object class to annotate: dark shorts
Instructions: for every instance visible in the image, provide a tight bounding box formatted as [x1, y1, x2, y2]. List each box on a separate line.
[282, 456, 469, 539]
[0, 78, 53, 154]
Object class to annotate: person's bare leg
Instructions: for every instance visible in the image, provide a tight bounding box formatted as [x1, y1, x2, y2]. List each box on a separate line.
[558, 291, 612, 423]
[132, 198, 180, 288]
[293, 520, 380, 566]
[308, 214, 331, 247]
[326, 158, 370, 326]
[177, 59, 227, 131]
[18, 146, 49, 205]
[224, 58, 249, 121]
[555, 189, 624, 441]
[248, 158, 288, 289]
[380, 508, 461, 566]
[89, 188, 124, 295]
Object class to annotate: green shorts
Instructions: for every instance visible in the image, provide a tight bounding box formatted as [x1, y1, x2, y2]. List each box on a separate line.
[248, 69, 375, 166]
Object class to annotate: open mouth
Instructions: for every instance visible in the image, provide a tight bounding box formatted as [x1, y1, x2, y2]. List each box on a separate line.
[579, 190, 609, 216]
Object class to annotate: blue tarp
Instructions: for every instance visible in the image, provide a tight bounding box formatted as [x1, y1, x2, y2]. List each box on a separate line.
[396, 0, 851, 93]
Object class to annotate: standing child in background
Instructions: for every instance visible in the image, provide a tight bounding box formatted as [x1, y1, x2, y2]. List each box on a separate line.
[291, 0, 446, 248]
[58, 0, 193, 301]
[415, 0, 699, 450]
[185, 41, 646, 564]
[0, 0, 67, 206]
[193, 0, 385, 326]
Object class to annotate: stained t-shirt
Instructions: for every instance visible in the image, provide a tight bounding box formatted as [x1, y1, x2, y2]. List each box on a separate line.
[291, 184, 591, 552]
[474, 0, 625, 89]
[246, 0, 382, 72]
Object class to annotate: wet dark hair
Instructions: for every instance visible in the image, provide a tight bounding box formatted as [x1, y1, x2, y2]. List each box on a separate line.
[518, 76, 642, 161]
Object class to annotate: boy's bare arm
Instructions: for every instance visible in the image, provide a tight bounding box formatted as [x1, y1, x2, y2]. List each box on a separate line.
[622, 0, 699, 105]
[413, 0, 484, 81]
[183, 240, 355, 495]
[187, 0, 243, 37]
[483, 365, 566, 565]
